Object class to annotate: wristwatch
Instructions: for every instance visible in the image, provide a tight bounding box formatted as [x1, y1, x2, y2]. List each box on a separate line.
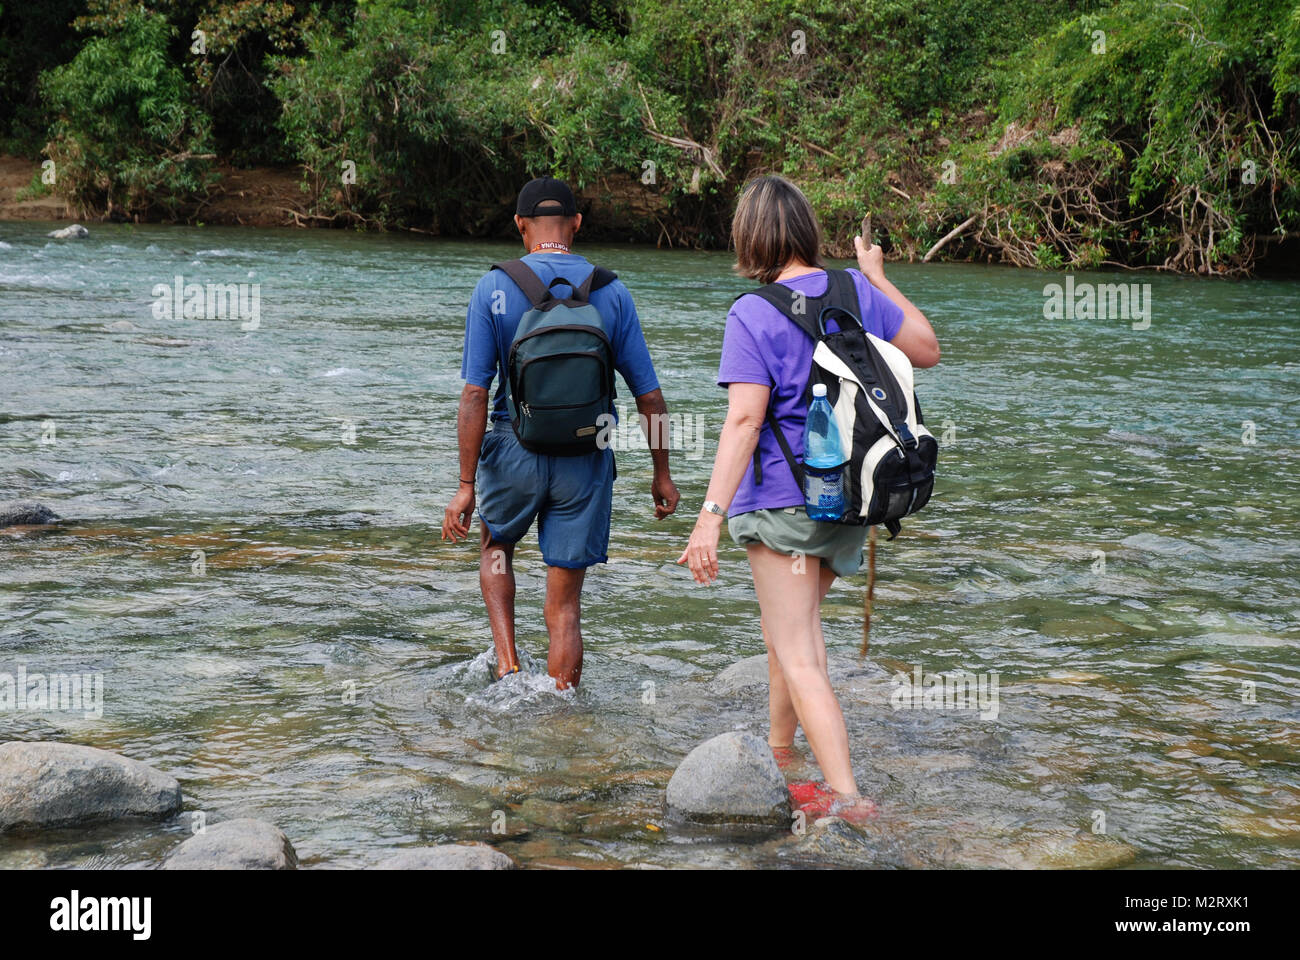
[702, 500, 725, 516]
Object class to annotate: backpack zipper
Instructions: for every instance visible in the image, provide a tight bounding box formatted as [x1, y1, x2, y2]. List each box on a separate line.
[512, 323, 613, 349]
[507, 327, 613, 410]
[513, 350, 612, 413]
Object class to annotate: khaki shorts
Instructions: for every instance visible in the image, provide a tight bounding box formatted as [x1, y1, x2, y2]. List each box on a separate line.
[728, 507, 868, 577]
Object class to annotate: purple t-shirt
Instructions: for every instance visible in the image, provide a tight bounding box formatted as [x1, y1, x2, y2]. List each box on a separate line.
[717, 268, 905, 516]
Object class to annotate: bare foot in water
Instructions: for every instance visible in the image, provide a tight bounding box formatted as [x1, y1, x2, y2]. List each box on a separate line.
[828, 793, 879, 824]
[788, 782, 879, 822]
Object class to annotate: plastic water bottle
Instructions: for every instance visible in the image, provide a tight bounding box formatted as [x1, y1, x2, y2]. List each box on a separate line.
[803, 383, 847, 521]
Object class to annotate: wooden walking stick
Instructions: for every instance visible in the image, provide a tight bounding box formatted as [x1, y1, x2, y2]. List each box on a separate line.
[861, 525, 877, 657]
[858, 213, 877, 659]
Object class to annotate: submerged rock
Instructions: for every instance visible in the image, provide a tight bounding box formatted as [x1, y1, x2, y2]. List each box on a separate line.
[47, 224, 88, 239]
[0, 741, 182, 832]
[0, 848, 48, 869]
[950, 829, 1137, 870]
[712, 653, 891, 699]
[375, 843, 516, 870]
[800, 816, 891, 864]
[803, 816, 867, 858]
[0, 500, 59, 527]
[711, 654, 769, 694]
[162, 818, 298, 870]
[666, 731, 790, 826]
[1219, 812, 1300, 840]
[1031, 831, 1137, 869]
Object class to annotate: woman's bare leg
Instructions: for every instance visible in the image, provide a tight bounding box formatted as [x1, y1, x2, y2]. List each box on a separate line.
[749, 543, 857, 794]
[767, 560, 836, 749]
[764, 619, 798, 748]
[814, 562, 834, 671]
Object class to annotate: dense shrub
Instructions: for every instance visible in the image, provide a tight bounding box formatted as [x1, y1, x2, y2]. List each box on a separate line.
[40, 8, 215, 218]
[14, 0, 1299, 271]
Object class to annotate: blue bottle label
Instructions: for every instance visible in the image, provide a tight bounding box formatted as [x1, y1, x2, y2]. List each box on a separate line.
[805, 468, 845, 515]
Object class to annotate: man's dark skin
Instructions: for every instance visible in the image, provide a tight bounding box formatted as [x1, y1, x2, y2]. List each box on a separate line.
[441, 206, 680, 690]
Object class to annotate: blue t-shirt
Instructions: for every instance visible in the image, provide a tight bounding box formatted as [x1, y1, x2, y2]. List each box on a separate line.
[461, 252, 660, 421]
[717, 269, 905, 516]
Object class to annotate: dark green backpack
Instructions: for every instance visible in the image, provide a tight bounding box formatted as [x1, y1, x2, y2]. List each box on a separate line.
[492, 259, 618, 456]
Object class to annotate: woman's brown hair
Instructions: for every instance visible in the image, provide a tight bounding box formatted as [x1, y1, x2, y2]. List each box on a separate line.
[732, 175, 825, 285]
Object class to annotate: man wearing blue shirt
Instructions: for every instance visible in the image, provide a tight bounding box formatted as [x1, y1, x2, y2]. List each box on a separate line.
[442, 178, 680, 690]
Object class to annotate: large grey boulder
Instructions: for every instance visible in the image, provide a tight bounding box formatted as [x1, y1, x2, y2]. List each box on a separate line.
[0, 500, 59, 527]
[375, 843, 516, 870]
[47, 224, 88, 239]
[0, 741, 181, 832]
[162, 818, 298, 870]
[666, 731, 790, 826]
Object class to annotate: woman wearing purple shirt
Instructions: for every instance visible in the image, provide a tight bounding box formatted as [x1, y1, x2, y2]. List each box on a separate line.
[678, 175, 940, 819]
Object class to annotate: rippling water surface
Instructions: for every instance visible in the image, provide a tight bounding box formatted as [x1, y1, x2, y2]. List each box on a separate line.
[1, 222, 1297, 868]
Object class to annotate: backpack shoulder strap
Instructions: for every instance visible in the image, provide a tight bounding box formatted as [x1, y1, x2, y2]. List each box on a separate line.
[736, 283, 821, 341]
[737, 269, 860, 339]
[573, 265, 618, 302]
[751, 407, 808, 489]
[737, 271, 858, 489]
[490, 259, 550, 308]
[825, 268, 861, 315]
[734, 278, 817, 486]
[813, 268, 865, 332]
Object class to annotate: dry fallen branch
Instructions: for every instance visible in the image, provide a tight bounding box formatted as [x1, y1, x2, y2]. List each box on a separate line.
[639, 82, 725, 181]
[922, 213, 980, 262]
[644, 128, 725, 180]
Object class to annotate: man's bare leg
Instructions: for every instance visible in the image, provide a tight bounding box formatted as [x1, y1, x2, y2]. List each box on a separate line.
[480, 522, 518, 678]
[544, 565, 586, 690]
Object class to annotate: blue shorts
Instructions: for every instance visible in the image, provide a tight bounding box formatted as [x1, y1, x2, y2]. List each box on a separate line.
[477, 423, 615, 569]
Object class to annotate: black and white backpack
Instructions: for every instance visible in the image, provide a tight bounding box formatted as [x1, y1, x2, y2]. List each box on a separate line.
[743, 269, 937, 538]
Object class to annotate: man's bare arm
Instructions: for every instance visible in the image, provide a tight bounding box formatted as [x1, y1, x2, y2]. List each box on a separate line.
[633, 388, 680, 520]
[442, 383, 489, 541]
[458, 384, 489, 482]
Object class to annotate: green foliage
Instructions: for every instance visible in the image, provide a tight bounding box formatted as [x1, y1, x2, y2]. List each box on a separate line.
[270, 0, 685, 233]
[15, 169, 54, 201]
[188, 0, 304, 165]
[1277, 2, 1300, 105]
[983, 0, 1300, 271]
[40, 8, 217, 218]
[70, 0, 340, 166]
[9, 0, 1297, 270]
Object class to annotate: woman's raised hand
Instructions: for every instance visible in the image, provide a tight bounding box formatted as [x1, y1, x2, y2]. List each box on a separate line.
[853, 234, 886, 287]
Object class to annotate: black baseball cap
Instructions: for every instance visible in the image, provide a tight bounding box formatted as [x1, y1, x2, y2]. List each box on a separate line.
[516, 177, 577, 217]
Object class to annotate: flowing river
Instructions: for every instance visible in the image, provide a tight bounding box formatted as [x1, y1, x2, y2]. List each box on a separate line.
[1, 222, 1297, 868]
